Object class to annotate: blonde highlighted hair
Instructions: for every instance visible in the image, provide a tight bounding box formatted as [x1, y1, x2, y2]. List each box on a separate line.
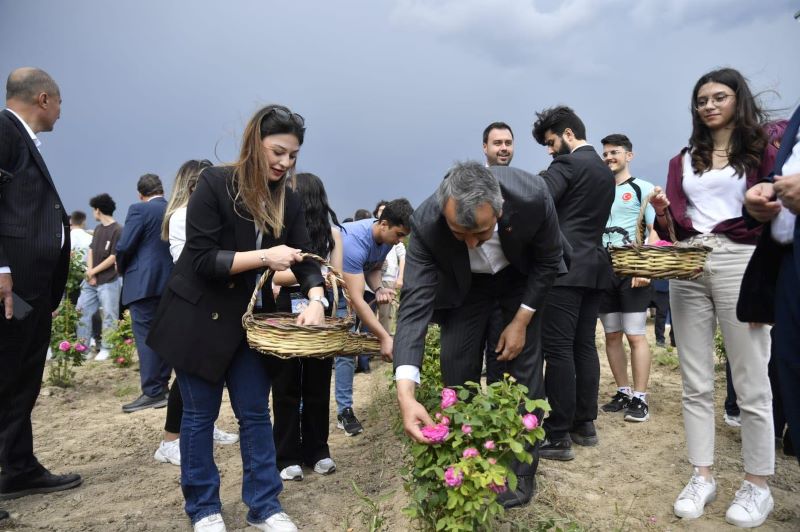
[161, 159, 213, 241]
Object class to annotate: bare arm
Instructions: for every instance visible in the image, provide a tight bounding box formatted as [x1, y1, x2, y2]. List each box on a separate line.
[343, 270, 393, 359]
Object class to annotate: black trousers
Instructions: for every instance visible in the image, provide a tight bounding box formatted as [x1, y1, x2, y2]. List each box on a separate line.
[483, 304, 508, 385]
[652, 290, 675, 345]
[541, 286, 602, 441]
[0, 297, 52, 481]
[774, 248, 800, 466]
[164, 378, 183, 434]
[438, 268, 543, 477]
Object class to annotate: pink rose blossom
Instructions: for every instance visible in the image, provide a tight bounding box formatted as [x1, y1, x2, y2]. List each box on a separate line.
[440, 415, 450, 426]
[483, 440, 495, 450]
[488, 481, 507, 494]
[74, 343, 87, 353]
[124, 338, 134, 345]
[652, 240, 673, 247]
[462, 447, 479, 459]
[116, 357, 126, 364]
[435, 412, 441, 420]
[488, 458, 497, 465]
[58, 340, 71, 352]
[461, 424, 472, 435]
[440, 388, 457, 409]
[522, 413, 539, 431]
[421, 423, 450, 443]
[444, 466, 463, 488]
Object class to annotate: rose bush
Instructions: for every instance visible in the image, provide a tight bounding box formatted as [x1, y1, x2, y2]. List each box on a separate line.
[48, 299, 84, 387]
[104, 310, 136, 368]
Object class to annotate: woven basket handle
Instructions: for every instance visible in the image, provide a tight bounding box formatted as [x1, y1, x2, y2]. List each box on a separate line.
[243, 252, 352, 324]
[636, 191, 678, 244]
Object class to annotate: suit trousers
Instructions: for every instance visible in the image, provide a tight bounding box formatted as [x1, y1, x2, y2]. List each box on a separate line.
[438, 268, 542, 477]
[541, 286, 602, 440]
[0, 297, 51, 480]
[483, 303, 508, 385]
[670, 235, 773, 475]
[774, 247, 800, 466]
[130, 296, 172, 397]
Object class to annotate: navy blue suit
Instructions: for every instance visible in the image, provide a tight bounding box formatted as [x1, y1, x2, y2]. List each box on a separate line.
[116, 196, 173, 397]
[739, 104, 800, 464]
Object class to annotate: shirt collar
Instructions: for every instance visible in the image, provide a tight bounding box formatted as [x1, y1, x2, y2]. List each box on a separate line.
[5, 108, 41, 148]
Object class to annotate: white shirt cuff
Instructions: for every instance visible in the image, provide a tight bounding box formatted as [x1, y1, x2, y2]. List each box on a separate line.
[395, 364, 420, 384]
[520, 304, 535, 312]
[0, 267, 10, 274]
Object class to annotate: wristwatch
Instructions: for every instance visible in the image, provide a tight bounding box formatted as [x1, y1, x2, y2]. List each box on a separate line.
[309, 295, 330, 309]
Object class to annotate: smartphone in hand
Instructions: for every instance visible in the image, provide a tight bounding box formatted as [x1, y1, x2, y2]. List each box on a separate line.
[1, 292, 34, 320]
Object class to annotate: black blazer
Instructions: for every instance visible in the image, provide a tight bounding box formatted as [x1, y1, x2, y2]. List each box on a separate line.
[393, 166, 564, 368]
[146, 167, 324, 382]
[0, 109, 69, 310]
[540, 145, 615, 289]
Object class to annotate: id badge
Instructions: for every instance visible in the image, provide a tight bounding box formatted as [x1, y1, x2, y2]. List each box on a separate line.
[291, 293, 309, 314]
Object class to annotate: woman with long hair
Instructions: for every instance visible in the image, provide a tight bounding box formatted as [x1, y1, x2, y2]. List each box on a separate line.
[268, 172, 343, 481]
[152, 159, 240, 468]
[651, 68, 776, 528]
[147, 105, 325, 532]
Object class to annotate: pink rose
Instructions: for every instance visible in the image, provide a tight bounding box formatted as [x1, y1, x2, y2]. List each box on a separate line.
[462, 447, 479, 459]
[652, 240, 673, 247]
[440, 388, 457, 410]
[461, 424, 472, 435]
[435, 412, 441, 420]
[483, 440, 495, 450]
[420, 423, 450, 443]
[488, 481, 507, 494]
[58, 340, 71, 352]
[488, 458, 497, 465]
[444, 466, 463, 488]
[522, 413, 538, 431]
[124, 338, 134, 345]
[440, 415, 450, 426]
[74, 343, 87, 353]
[116, 357, 126, 364]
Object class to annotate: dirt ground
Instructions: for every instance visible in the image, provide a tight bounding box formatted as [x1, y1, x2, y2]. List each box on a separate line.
[2, 322, 799, 531]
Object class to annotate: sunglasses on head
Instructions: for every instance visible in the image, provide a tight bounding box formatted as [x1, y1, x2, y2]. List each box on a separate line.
[263, 107, 305, 127]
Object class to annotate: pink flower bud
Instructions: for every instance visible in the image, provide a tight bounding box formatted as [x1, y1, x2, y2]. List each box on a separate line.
[124, 338, 134, 345]
[488, 458, 497, 465]
[483, 440, 495, 450]
[462, 447, 479, 459]
[58, 340, 71, 352]
[522, 413, 538, 431]
[461, 424, 472, 435]
[440, 388, 457, 410]
[116, 357, 126, 364]
[488, 480, 507, 494]
[444, 466, 463, 488]
[74, 343, 87, 353]
[440, 415, 450, 426]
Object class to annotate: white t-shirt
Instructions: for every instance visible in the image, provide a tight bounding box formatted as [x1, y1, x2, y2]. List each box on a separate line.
[168, 207, 187, 262]
[381, 243, 406, 282]
[682, 152, 746, 234]
[70, 227, 93, 259]
[772, 127, 800, 244]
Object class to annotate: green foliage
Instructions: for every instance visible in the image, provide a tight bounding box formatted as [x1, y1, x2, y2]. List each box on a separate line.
[713, 327, 726, 363]
[403, 348, 550, 532]
[104, 310, 136, 367]
[351, 480, 394, 532]
[654, 352, 679, 369]
[65, 251, 87, 301]
[48, 299, 85, 387]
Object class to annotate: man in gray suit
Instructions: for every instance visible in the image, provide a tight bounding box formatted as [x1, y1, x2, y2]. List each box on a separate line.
[393, 161, 564, 508]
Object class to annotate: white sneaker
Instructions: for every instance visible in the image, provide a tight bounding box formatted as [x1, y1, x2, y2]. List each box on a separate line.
[725, 480, 774, 528]
[313, 458, 336, 475]
[724, 412, 742, 427]
[674, 468, 716, 519]
[279, 465, 303, 481]
[213, 426, 239, 445]
[94, 348, 111, 361]
[154, 439, 181, 466]
[247, 512, 298, 532]
[194, 513, 227, 532]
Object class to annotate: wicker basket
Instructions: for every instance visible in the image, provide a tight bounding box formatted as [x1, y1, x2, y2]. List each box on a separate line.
[607, 192, 711, 280]
[242, 253, 381, 358]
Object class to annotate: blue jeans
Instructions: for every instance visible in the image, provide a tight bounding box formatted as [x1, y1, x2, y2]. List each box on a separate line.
[333, 298, 353, 415]
[76, 277, 122, 349]
[176, 341, 283, 524]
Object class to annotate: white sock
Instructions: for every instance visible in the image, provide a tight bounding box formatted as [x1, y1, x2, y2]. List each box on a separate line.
[633, 391, 647, 403]
[618, 386, 632, 396]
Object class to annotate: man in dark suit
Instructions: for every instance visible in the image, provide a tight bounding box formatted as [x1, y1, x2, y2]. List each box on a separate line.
[116, 174, 174, 413]
[0, 68, 82, 503]
[394, 161, 564, 509]
[740, 103, 800, 466]
[531, 106, 615, 460]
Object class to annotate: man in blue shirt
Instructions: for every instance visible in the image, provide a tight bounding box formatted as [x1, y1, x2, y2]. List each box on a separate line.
[598, 134, 658, 423]
[335, 199, 413, 436]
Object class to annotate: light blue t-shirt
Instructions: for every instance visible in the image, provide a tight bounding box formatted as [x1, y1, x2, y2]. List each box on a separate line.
[603, 177, 656, 246]
[341, 218, 392, 274]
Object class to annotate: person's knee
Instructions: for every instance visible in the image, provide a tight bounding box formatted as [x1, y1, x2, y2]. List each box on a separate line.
[605, 331, 624, 344]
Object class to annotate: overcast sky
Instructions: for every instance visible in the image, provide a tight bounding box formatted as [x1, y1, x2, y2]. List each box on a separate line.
[2, 0, 799, 225]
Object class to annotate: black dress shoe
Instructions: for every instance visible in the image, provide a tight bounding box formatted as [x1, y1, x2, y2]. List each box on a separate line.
[569, 421, 598, 447]
[539, 438, 575, 461]
[0, 470, 82, 500]
[496, 475, 536, 509]
[0, 508, 8, 520]
[122, 392, 168, 413]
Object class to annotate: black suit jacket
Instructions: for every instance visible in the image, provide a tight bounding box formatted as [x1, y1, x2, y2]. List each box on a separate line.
[146, 167, 324, 382]
[540, 145, 615, 288]
[393, 166, 564, 369]
[0, 109, 69, 311]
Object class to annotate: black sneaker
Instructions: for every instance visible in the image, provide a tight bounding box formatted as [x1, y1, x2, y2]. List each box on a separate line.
[336, 407, 363, 436]
[624, 396, 649, 422]
[569, 421, 598, 447]
[601, 391, 631, 413]
[122, 392, 168, 413]
[539, 438, 574, 461]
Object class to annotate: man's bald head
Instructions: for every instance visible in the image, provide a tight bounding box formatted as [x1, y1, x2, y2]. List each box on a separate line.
[5, 68, 61, 133]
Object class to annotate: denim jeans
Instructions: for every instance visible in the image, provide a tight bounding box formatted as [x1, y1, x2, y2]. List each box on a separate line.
[333, 298, 353, 415]
[176, 341, 283, 524]
[76, 277, 122, 349]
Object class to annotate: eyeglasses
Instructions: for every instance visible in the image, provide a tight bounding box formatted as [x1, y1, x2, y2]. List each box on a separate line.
[264, 107, 305, 127]
[602, 149, 625, 158]
[694, 92, 734, 110]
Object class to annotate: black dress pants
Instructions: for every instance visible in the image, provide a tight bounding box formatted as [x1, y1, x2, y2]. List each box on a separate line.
[541, 286, 602, 441]
[438, 268, 543, 477]
[0, 297, 52, 481]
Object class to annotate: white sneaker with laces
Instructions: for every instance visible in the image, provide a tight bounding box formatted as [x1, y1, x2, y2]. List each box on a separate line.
[725, 480, 773, 528]
[724, 412, 742, 427]
[194, 513, 227, 532]
[247, 511, 298, 532]
[94, 348, 111, 361]
[213, 426, 239, 445]
[154, 439, 181, 466]
[279, 465, 303, 481]
[313, 458, 336, 475]
[674, 468, 716, 519]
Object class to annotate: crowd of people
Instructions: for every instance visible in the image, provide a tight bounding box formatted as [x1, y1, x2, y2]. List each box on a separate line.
[1, 64, 799, 532]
